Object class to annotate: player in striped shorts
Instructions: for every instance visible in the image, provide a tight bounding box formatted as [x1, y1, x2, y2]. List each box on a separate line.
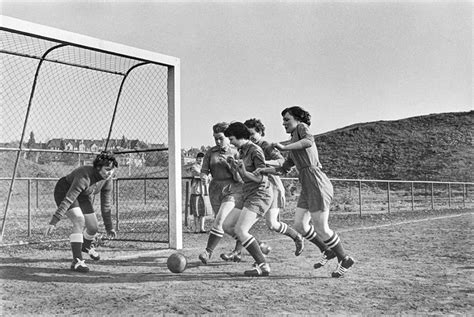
[259, 106, 355, 278]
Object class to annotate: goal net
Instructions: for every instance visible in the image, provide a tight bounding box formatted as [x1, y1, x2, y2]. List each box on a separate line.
[0, 16, 182, 248]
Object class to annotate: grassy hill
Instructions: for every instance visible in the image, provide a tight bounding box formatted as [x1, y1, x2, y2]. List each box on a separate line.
[315, 111, 473, 182]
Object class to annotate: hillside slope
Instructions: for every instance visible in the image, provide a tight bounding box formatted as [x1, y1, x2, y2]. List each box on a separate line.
[315, 111, 473, 182]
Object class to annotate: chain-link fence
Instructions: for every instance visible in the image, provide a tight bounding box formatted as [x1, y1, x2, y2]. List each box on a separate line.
[1, 17, 181, 246]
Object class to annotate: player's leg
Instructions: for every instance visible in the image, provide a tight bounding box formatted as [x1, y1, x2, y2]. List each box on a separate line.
[82, 213, 100, 261]
[66, 207, 89, 272]
[221, 207, 243, 262]
[311, 211, 354, 278]
[79, 198, 100, 261]
[233, 208, 270, 277]
[199, 200, 235, 264]
[265, 207, 304, 256]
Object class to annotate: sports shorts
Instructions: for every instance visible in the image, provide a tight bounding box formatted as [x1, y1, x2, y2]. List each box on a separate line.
[297, 166, 333, 212]
[208, 179, 244, 215]
[54, 177, 95, 214]
[241, 177, 273, 216]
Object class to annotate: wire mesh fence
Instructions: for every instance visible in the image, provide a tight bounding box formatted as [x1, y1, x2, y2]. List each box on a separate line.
[1, 17, 180, 246]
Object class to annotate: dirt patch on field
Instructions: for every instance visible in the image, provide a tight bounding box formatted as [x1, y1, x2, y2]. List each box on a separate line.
[1, 209, 473, 315]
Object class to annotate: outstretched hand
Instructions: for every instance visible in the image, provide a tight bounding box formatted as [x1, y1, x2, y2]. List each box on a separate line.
[43, 224, 55, 237]
[106, 229, 117, 239]
[272, 142, 285, 151]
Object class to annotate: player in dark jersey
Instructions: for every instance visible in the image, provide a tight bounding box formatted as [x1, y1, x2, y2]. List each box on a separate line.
[222, 122, 274, 276]
[259, 106, 355, 278]
[43, 152, 118, 272]
[198, 122, 244, 264]
[220, 118, 304, 262]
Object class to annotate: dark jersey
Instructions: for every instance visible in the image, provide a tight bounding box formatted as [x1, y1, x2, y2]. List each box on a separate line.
[50, 166, 112, 225]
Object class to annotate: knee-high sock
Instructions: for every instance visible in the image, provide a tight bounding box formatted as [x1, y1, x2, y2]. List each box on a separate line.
[70, 233, 83, 260]
[82, 229, 95, 250]
[324, 232, 346, 261]
[276, 222, 299, 240]
[242, 236, 266, 265]
[303, 226, 329, 253]
[205, 228, 224, 254]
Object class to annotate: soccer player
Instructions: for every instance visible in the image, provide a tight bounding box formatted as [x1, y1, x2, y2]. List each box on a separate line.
[220, 118, 304, 262]
[222, 122, 274, 276]
[43, 152, 118, 273]
[259, 106, 355, 278]
[198, 122, 244, 264]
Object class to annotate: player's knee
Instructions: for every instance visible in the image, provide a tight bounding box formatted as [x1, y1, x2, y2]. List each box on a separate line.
[266, 219, 279, 231]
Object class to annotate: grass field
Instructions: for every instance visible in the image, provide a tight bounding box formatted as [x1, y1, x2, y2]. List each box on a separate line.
[1, 208, 472, 315]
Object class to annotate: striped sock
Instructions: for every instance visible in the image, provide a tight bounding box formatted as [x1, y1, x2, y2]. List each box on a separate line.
[70, 233, 83, 260]
[242, 236, 266, 265]
[276, 222, 299, 240]
[205, 228, 224, 254]
[324, 232, 346, 261]
[303, 226, 329, 253]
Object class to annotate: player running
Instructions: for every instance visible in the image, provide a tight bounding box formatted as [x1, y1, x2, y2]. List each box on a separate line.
[198, 122, 244, 264]
[258, 106, 355, 278]
[222, 122, 274, 276]
[43, 152, 118, 273]
[220, 118, 304, 262]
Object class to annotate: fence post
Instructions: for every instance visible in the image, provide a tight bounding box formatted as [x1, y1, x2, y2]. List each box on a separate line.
[448, 183, 451, 207]
[144, 177, 147, 205]
[387, 181, 391, 213]
[28, 179, 31, 237]
[184, 180, 190, 227]
[431, 183, 434, 210]
[115, 179, 120, 231]
[411, 182, 414, 211]
[463, 184, 466, 208]
[358, 180, 362, 217]
[36, 179, 39, 209]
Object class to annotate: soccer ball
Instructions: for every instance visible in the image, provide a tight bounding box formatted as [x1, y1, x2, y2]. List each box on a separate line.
[167, 253, 187, 273]
[259, 242, 272, 255]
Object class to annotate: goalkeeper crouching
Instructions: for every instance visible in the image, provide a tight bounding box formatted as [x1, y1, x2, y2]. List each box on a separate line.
[44, 152, 118, 273]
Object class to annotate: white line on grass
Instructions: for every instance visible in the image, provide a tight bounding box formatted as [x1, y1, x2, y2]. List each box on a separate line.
[112, 212, 473, 260]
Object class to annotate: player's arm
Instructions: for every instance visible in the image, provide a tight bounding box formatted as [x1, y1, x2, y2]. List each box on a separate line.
[100, 179, 116, 238]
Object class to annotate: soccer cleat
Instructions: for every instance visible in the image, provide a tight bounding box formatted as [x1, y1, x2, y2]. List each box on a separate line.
[313, 249, 337, 269]
[294, 234, 305, 256]
[244, 262, 270, 277]
[198, 251, 211, 264]
[220, 251, 242, 262]
[331, 256, 355, 278]
[82, 246, 100, 261]
[70, 258, 89, 273]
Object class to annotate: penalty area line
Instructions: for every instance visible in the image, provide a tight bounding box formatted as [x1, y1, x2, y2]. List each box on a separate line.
[338, 212, 473, 233]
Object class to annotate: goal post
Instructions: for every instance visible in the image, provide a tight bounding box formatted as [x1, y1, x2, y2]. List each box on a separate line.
[0, 15, 182, 249]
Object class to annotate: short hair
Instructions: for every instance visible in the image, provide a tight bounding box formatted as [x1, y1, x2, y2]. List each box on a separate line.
[212, 122, 229, 134]
[93, 151, 118, 168]
[244, 118, 265, 137]
[224, 122, 251, 140]
[281, 106, 311, 126]
[196, 152, 205, 158]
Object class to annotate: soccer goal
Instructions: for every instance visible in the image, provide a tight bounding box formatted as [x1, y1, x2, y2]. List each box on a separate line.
[0, 15, 183, 249]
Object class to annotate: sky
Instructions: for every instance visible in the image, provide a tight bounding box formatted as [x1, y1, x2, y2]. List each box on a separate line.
[1, 0, 472, 149]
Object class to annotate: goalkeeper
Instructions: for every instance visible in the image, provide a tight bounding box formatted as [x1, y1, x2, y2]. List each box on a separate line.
[43, 152, 118, 273]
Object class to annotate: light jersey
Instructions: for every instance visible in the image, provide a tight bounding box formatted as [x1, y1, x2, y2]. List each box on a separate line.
[53, 165, 112, 221]
[201, 145, 240, 181]
[281, 122, 323, 173]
